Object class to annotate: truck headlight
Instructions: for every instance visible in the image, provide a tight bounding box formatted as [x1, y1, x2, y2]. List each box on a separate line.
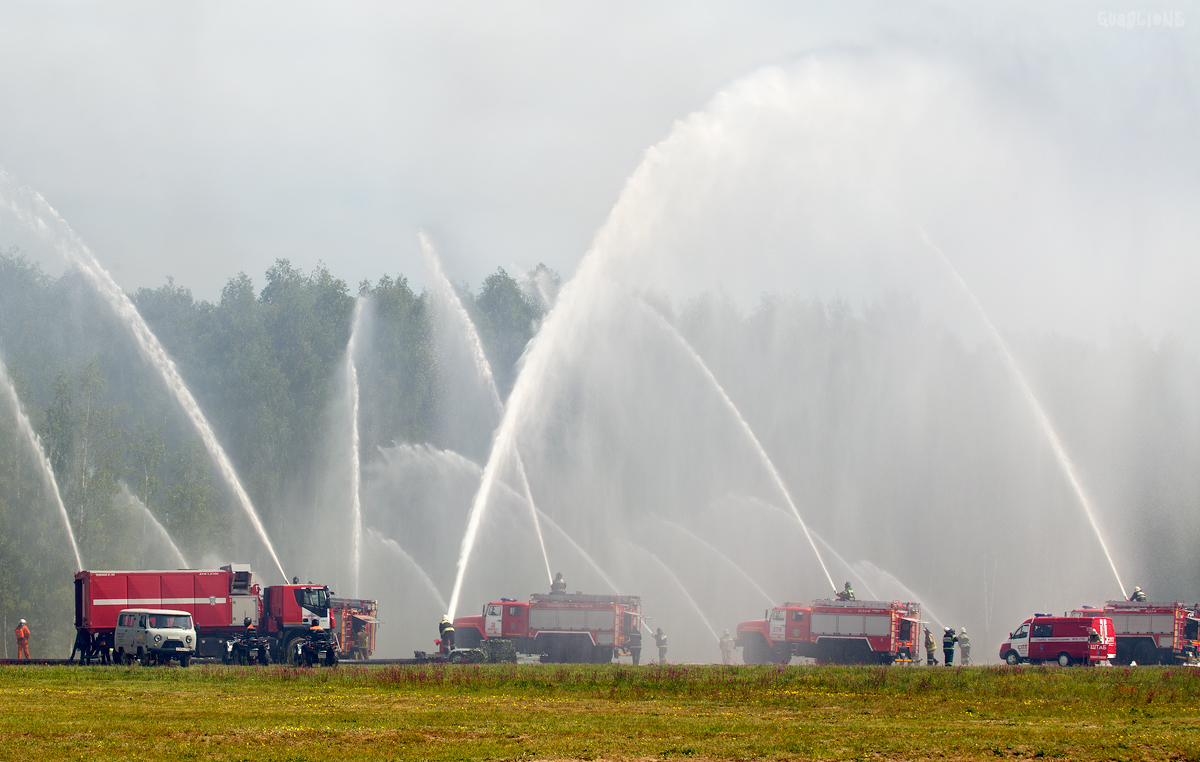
[186, 636, 193, 645]
[154, 635, 162, 643]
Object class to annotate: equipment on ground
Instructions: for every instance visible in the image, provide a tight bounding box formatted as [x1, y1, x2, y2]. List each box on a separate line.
[454, 591, 643, 663]
[736, 598, 922, 665]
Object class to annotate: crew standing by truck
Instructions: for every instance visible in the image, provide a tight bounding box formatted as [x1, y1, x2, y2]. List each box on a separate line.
[438, 616, 455, 655]
[924, 627, 937, 665]
[942, 627, 958, 666]
[14, 619, 30, 659]
[958, 627, 971, 665]
[654, 627, 668, 664]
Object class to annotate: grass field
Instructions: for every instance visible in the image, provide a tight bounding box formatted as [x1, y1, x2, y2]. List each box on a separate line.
[2, 663, 1198, 761]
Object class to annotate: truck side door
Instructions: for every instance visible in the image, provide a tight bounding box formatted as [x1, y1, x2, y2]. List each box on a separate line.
[1030, 621, 1053, 659]
[485, 604, 503, 636]
[768, 609, 786, 642]
[1010, 622, 1029, 658]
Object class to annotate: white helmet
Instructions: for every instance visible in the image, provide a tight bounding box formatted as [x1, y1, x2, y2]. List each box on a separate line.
[19, 619, 26, 624]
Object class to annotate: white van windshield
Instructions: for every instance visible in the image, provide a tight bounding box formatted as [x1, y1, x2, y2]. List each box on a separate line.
[146, 614, 192, 629]
[1011, 623, 1029, 639]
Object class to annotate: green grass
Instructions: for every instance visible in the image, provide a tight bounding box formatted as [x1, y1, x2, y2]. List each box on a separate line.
[2, 663, 1198, 760]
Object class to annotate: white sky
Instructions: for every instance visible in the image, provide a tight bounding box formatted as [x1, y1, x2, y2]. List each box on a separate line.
[0, 1, 1197, 341]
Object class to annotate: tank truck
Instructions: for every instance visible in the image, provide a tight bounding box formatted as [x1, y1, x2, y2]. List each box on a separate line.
[72, 565, 373, 664]
[453, 591, 644, 663]
[736, 597, 922, 664]
[1068, 600, 1200, 665]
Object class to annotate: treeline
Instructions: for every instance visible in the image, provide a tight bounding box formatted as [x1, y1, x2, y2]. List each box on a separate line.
[0, 250, 556, 654]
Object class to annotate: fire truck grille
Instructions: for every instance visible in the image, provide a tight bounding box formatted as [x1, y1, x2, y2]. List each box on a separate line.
[162, 640, 185, 650]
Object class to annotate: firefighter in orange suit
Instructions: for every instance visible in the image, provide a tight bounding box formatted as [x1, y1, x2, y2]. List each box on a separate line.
[15, 619, 30, 659]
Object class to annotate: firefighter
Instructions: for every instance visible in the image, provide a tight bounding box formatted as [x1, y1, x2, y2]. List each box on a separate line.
[438, 616, 455, 655]
[244, 617, 256, 635]
[14, 619, 30, 660]
[719, 629, 735, 665]
[958, 627, 971, 666]
[924, 627, 937, 666]
[942, 627, 958, 666]
[836, 582, 855, 601]
[654, 627, 668, 664]
[551, 572, 567, 594]
[292, 576, 299, 584]
[1129, 586, 1147, 602]
[354, 626, 369, 659]
[308, 618, 325, 639]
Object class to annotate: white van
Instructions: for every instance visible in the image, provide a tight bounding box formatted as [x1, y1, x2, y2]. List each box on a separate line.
[114, 608, 197, 666]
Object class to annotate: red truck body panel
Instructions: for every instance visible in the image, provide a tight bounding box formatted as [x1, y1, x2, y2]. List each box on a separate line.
[76, 570, 242, 633]
[454, 592, 642, 662]
[737, 599, 920, 664]
[1070, 601, 1200, 664]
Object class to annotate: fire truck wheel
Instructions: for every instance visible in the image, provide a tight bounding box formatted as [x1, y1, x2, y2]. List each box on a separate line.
[138, 648, 149, 666]
[1133, 641, 1157, 666]
[1004, 651, 1020, 666]
[284, 636, 305, 666]
[1057, 653, 1071, 667]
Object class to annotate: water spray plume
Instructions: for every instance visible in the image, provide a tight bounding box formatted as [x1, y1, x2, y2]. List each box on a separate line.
[120, 485, 189, 568]
[419, 232, 551, 583]
[347, 299, 366, 598]
[423, 233, 552, 617]
[658, 519, 774, 605]
[916, 225, 1127, 599]
[0, 354, 82, 571]
[629, 542, 721, 643]
[0, 171, 288, 582]
[639, 302, 837, 593]
[368, 528, 448, 611]
[533, 506, 622, 593]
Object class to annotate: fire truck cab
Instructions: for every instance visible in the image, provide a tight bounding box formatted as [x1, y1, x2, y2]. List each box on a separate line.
[999, 614, 1115, 666]
[736, 603, 811, 664]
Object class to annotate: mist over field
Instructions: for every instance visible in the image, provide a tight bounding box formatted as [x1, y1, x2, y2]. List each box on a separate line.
[0, 3, 1197, 663]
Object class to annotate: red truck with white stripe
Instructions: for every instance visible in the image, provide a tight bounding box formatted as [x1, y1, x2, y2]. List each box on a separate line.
[73, 565, 345, 663]
[454, 592, 644, 663]
[737, 598, 922, 664]
[999, 614, 1116, 666]
[1070, 601, 1200, 665]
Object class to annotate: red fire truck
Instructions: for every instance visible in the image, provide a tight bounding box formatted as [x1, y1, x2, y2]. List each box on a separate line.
[454, 592, 643, 663]
[330, 597, 380, 659]
[999, 614, 1116, 666]
[73, 565, 350, 663]
[1070, 600, 1200, 665]
[736, 598, 922, 665]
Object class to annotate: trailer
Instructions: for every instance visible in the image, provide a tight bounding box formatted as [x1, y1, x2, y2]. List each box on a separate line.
[454, 591, 643, 663]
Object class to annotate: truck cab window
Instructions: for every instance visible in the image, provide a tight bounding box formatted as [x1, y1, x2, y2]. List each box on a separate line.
[1011, 623, 1029, 639]
[139, 616, 147, 628]
[294, 587, 329, 612]
[509, 607, 521, 617]
[1031, 624, 1054, 638]
[771, 610, 785, 621]
[487, 605, 502, 616]
[792, 611, 804, 621]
